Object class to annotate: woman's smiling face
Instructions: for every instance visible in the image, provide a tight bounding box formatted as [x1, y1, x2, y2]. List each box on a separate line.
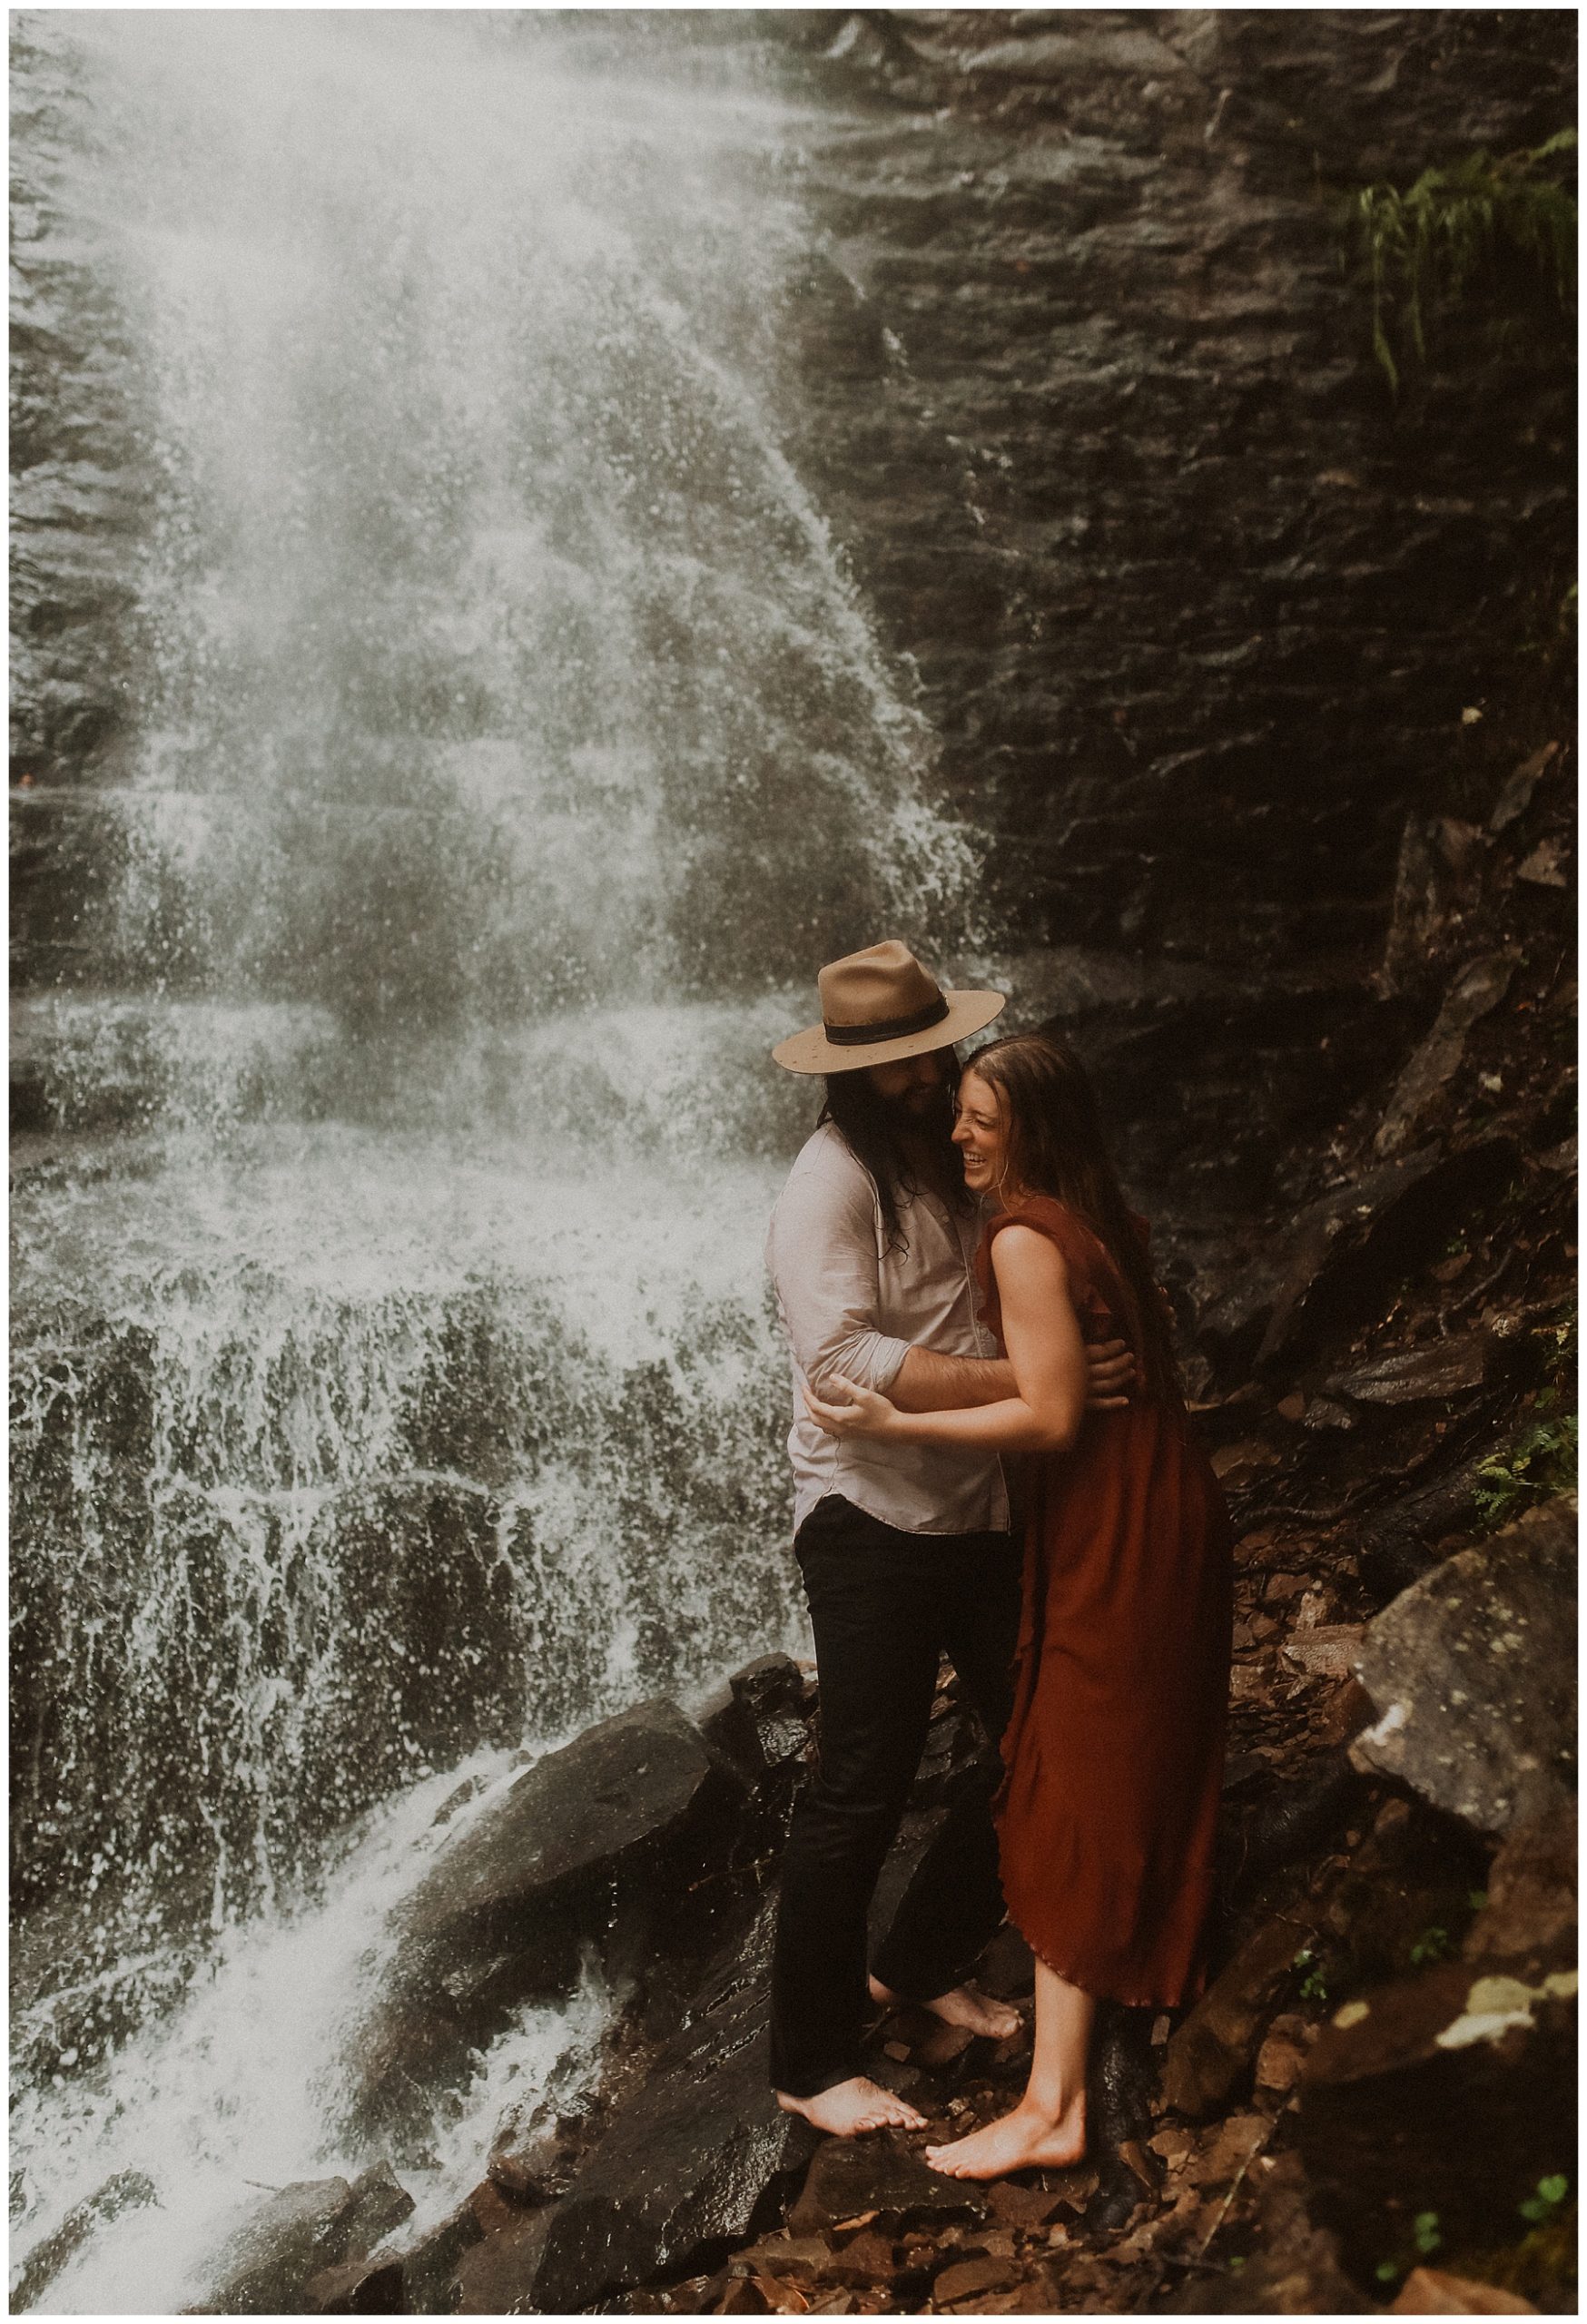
[952, 1068, 1011, 1198]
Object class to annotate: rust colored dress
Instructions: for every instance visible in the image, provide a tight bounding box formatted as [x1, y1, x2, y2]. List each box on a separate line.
[977, 1196, 1233, 2009]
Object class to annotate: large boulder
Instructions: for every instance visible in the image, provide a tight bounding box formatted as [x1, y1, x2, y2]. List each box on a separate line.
[204, 2165, 413, 2316]
[1350, 1500, 1576, 1835]
[348, 1697, 750, 2142]
[470, 1945, 817, 2314]
[787, 2128, 989, 2235]
[397, 1696, 744, 1969]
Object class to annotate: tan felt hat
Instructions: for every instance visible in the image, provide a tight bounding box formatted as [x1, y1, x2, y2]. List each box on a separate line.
[772, 939, 1006, 1075]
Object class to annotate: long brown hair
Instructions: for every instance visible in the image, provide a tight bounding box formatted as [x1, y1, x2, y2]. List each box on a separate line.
[819, 1049, 970, 1253]
[965, 1032, 1178, 1401]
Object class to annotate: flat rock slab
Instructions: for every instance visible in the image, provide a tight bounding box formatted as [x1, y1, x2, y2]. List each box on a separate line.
[1391, 2266, 1537, 2313]
[1351, 1499, 1576, 1835]
[1331, 1331, 1493, 1405]
[787, 2130, 989, 2233]
[1375, 954, 1514, 1158]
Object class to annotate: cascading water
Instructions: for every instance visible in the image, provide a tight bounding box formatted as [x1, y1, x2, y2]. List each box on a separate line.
[11, 11, 985, 2310]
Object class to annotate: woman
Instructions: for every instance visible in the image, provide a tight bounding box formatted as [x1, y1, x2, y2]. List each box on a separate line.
[806, 1031, 1232, 2180]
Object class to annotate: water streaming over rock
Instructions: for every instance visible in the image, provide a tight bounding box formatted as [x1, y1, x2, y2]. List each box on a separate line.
[10, 12, 983, 2304]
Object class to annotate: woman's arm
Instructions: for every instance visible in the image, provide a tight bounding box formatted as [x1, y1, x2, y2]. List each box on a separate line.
[807, 1226, 1089, 1454]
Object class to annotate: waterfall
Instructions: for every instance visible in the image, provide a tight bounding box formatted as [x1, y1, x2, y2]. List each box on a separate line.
[11, 12, 983, 2307]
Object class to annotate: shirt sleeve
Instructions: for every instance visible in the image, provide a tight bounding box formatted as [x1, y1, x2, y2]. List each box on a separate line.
[765, 1153, 912, 1396]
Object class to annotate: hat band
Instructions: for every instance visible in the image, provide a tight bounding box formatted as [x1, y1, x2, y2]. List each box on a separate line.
[822, 992, 951, 1049]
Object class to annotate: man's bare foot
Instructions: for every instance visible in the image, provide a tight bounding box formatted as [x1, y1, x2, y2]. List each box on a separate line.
[924, 2097, 1086, 2180]
[868, 1974, 1021, 2043]
[776, 2077, 927, 2137]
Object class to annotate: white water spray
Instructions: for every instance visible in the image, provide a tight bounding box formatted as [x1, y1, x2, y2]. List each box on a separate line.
[11, 11, 982, 2306]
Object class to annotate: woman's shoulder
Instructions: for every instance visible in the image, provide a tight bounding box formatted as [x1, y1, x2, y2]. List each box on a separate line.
[985, 1197, 1130, 1305]
[987, 1195, 1089, 1253]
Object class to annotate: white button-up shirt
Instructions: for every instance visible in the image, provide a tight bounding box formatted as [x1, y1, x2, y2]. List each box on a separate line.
[764, 1121, 1010, 1538]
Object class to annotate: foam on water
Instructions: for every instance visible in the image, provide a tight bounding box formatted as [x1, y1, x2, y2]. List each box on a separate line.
[11, 1751, 610, 2313]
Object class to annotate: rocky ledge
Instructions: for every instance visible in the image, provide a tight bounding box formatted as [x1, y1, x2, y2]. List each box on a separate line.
[114, 1499, 1570, 2318]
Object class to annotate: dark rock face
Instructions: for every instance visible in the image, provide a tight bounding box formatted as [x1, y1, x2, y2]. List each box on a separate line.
[775, 11, 1572, 989]
[10, 16, 152, 786]
[1350, 1499, 1577, 1834]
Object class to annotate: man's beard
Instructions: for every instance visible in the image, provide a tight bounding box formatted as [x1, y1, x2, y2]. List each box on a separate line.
[879, 1077, 956, 1140]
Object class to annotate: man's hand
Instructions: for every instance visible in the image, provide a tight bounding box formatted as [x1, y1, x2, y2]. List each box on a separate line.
[1085, 1338, 1136, 1411]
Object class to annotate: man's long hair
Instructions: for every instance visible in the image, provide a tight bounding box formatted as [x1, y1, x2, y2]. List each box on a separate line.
[968, 1031, 1179, 1402]
[819, 1049, 967, 1253]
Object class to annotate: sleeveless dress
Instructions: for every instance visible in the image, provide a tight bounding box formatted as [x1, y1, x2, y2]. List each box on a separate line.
[977, 1196, 1233, 2009]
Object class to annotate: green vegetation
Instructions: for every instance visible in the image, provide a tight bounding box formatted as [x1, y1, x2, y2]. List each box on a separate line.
[1409, 1925, 1454, 1967]
[1519, 2174, 1571, 2227]
[1347, 132, 1577, 395]
[1469, 1302, 1577, 1526]
[1472, 1407, 1579, 1526]
[1292, 1945, 1330, 2003]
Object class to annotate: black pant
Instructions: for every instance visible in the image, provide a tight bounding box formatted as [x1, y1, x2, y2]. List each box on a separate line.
[769, 1493, 1021, 2098]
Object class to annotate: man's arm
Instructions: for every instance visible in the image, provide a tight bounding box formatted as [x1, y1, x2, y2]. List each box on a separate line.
[892, 1339, 1136, 1413]
[890, 1348, 1016, 1410]
[766, 1157, 912, 1396]
[768, 1147, 1137, 1410]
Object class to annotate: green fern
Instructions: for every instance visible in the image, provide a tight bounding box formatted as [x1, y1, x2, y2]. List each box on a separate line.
[1349, 133, 1577, 395]
[1473, 1413, 1578, 1527]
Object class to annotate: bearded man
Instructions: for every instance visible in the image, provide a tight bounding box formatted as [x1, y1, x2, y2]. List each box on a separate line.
[764, 941, 1132, 2135]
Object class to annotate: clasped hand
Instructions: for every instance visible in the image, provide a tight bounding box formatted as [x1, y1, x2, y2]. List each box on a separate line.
[804, 1339, 1136, 1443]
[803, 1374, 897, 1440]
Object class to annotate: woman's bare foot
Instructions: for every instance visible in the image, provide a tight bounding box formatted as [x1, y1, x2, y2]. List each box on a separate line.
[868, 1974, 1021, 2043]
[775, 2077, 927, 2137]
[924, 2096, 1086, 2180]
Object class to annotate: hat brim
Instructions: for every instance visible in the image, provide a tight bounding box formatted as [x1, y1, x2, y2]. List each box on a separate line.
[771, 989, 1007, 1075]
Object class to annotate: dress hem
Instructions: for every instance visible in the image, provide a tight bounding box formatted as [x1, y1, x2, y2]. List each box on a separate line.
[1010, 1912, 1206, 2015]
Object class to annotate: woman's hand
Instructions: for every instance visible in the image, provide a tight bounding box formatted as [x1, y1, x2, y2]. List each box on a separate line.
[803, 1374, 904, 1442]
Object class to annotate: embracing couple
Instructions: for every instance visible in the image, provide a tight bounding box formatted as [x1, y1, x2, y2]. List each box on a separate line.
[763, 940, 1233, 2181]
